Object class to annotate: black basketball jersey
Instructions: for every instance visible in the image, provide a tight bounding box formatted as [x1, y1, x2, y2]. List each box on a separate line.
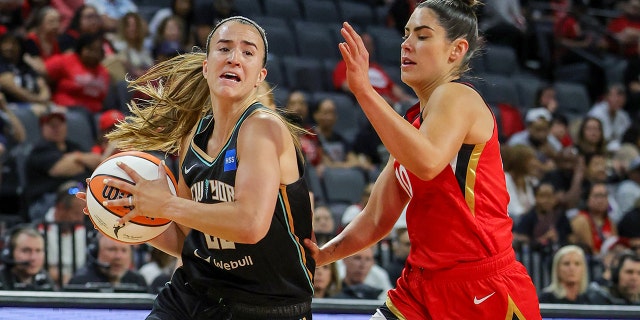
[181, 102, 315, 305]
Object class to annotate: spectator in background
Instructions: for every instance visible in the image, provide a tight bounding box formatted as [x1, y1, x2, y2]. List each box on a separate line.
[541, 146, 586, 210]
[332, 32, 416, 108]
[551, 113, 574, 148]
[58, 5, 110, 54]
[571, 182, 618, 255]
[50, 0, 84, 31]
[502, 144, 541, 223]
[594, 236, 632, 287]
[385, 0, 420, 36]
[513, 182, 574, 252]
[111, 12, 153, 80]
[147, 0, 194, 51]
[68, 233, 148, 292]
[313, 262, 341, 299]
[608, 0, 640, 58]
[25, 107, 101, 221]
[37, 180, 88, 287]
[313, 205, 336, 246]
[479, 0, 527, 64]
[386, 227, 410, 284]
[84, 0, 137, 33]
[616, 157, 640, 214]
[334, 246, 389, 300]
[580, 153, 623, 223]
[313, 98, 374, 178]
[508, 108, 561, 168]
[352, 120, 387, 176]
[0, 92, 27, 185]
[623, 37, 640, 117]
[151, 15, 188, 61]
[45, 33, 110, 115]
[618, 198, 640, 255]
[0, 32, 51, 106]
[588, 84, 632, 153]
[23, 6, 62, 75]
[92, 109, 124, 159]
[283, 90, 324, 168]
[594, 250, 640, 304]
[138, 247, 177, 293]
[539, 245, 603, 303]
[574, 116, 607, 163]
[0, 0, 26, 36]
[0, 225, 55, 291]
[193, 0, 238, 48]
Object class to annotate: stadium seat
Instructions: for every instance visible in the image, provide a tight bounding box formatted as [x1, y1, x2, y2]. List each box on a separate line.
[482, 44, 520, 76]
[554, 81, 591, 121]
[338, 2, 375, 27]
[263, 0, 302, 20]
[367, 25, 402, 66]
[321, 167, 367, 205]
[293, 20, 340, 60]
[301, 0, 340, 23]
[233, 0, 263, 17]
[10, 106, 41, 146]
[513, 74, 545, 112]
[266, 54, 286, 88]
[478, 74, 521, 108]
[66, 109, 96, 152]
[259, 24, 298, 57]
[281, 57, 326, 92]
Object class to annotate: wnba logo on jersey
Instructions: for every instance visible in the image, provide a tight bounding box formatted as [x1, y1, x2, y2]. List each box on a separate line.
[395, 164, 413, 198]
[224, 149, 237, 172]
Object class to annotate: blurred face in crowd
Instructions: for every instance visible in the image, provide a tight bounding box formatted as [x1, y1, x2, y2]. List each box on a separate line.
[539, 87, 557, 112]
[314, 264, 333, 295]
[587, 183, 609, 215]
[343, 247, 375, 286]
[0, 35, 20, 63]
[587, 155, 608, 183]
[534, 183, 557, 214]
[174, 0, 192, 16]
[606, 87, 626, 111]
[40, 8, 61, 38]
[41, 116, 67, 144]
[582, 118, 603, 145]
[97, 236, 132, 283]
[12, 232, 45, 279]
[393, 229, 411, 260]
[313, 99, 337, 131]
[80, 6, 101, 34]
[527, 118, 550, 146]
[313, 206, 335, 235]
[617, 258, 640, 300]
[285, 91, 309, 120]
[79, 38, 104, 68]
[557, 251, 585, 287]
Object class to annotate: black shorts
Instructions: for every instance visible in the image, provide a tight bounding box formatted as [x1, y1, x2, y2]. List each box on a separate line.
[146, 268, 312, 320]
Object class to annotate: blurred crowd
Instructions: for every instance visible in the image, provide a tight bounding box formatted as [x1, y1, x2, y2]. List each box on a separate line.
[0, 0, 638, 307]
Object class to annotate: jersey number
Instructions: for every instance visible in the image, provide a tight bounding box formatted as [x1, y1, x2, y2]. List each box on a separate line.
[205, 234, 236, 250]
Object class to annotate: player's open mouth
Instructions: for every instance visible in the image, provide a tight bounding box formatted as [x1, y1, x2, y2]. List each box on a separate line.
[220, 72, 241, 82]
[402, 57, 416, 66]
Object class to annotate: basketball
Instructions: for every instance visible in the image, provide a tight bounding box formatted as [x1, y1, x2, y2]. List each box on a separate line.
[86, 151, 178, 244]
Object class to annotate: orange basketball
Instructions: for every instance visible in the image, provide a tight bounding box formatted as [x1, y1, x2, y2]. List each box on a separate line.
[86, 151, 177, 244]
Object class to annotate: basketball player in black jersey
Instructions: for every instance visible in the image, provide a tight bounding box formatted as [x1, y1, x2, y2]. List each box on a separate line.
[78, 16, 315, 319]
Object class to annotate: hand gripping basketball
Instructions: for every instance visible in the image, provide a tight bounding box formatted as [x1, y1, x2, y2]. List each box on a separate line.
[104, 159, 172, 226]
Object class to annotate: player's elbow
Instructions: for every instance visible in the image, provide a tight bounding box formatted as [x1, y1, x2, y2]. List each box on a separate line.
[412, 162, 441, 181]
[236, 219, 269, 244]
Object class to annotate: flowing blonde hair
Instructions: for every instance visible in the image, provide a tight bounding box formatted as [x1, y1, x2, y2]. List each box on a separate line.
[108, 16, 304, 155]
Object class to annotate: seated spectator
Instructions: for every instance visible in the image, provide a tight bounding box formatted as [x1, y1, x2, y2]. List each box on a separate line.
[386, 227, 410, 284]
[84, 0, 137, 33]
[591, 250, 640, 304]
[551, 113, 573, 148]
[574, 116, 606, 164]
[36, 180, 88, 288]
[23, 6, 62, 75]
[502, 144, 541, 223]
[618, 199, 640, 256]
[334, 246, 390, 300]
[352, 120, 387, 177]
[571, 182, 618, 255]
[507, 108, 561, 168]
[580, 154, 623, 223]
[593, 236, 631, 287]
[110, 12, 154, 80]
[283, 91, 323, 167]
[588, 84, 632, 152]
[0, 225, 55, 291]
[541, 146, 586, 210]
[623, 38, 640, 117]
[607, 0, 640, 58]
[313, 261, 341, 299]
[539, 245, 605, 304]
[92, 109, 124, 159]
[313, 98, 374, 178]
[138, 247, 177, 293]
[147, 0, 194, 50]
[616, 156, 640, 214]
[45, 32, 111, 114]
[151, 15, 189, 61]
[513, 182, 574, 252]
[0, 32, 51, 106]
[67, 233, 148, 292]
[332, 32, 416, 107]
[25, 107, 101, 221]
[0, 92, 27, 185]
[313, 205, 336, 246]
[58, 5, 113, 55]
[479, 0, 527, 63]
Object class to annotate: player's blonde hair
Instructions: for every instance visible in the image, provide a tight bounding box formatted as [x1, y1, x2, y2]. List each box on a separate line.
[107, 16, 304, 155]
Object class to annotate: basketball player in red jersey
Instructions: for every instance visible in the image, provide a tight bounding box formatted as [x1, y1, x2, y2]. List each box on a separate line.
[305, 1, 542, 319]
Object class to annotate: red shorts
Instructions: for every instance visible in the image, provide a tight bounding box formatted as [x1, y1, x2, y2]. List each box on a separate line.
[384, 249, 541, 320]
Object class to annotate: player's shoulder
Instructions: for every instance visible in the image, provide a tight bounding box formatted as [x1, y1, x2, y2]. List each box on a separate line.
[430, 81, 484, 111]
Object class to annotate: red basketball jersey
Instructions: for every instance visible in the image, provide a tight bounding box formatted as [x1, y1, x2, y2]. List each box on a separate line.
[393, 103, 513, 272]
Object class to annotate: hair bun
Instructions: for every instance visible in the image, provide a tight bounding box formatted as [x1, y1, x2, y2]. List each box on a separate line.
[461, 0, 482, 8]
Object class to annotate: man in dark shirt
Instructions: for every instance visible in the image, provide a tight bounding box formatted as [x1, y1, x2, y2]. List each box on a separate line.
[0, 225, 55, 291]
[67, 233, 147, 293]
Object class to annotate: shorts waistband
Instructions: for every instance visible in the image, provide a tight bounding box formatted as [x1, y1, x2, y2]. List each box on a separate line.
[187, 280, 311, 318]
[407, 249, 516, 282]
